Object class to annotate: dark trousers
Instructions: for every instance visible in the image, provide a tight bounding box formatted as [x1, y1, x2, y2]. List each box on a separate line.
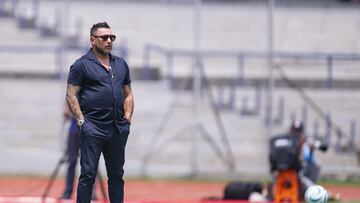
[303, 161, 320, 183]
[77, 123, 129, 203]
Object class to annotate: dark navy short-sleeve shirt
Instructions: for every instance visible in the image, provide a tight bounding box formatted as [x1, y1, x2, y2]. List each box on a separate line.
[67, 49, 131, 138]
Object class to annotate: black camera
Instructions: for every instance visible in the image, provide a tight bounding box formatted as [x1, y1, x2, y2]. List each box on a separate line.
[269, 135, 302, 172]
[307, 137, 328, 152]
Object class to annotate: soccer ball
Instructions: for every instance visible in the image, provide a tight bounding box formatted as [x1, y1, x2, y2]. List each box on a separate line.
[305, 185, 328, 203]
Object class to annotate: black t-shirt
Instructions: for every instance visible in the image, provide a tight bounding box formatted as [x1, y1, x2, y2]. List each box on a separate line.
[67, 49, 131, 138]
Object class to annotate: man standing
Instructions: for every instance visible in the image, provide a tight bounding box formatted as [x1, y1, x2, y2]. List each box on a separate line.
[66, 22, 134, 203]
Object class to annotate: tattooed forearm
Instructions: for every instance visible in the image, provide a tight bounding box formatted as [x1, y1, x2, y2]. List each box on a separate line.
[123, 84, 134, 123]
[124, 98, 134, 116]
[65, 84, 84, 121]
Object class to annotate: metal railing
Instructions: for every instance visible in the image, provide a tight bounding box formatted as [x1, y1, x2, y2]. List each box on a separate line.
[142, 43, 360, 89]
[142, 43, 360, 152]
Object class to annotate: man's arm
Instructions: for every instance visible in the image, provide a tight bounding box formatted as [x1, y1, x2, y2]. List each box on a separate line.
[123, 84, 134, 124]
[65, 84, 84, 121]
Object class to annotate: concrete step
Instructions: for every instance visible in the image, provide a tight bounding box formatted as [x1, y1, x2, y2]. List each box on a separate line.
[0, 77, 359, 179]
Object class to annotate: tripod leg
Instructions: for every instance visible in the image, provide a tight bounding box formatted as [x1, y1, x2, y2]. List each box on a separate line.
[42, 157, 66, 201]
[97, 170, 107, 201]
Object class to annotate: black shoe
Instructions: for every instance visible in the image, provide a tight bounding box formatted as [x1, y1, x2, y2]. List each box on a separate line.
[60, 193, 71, 200]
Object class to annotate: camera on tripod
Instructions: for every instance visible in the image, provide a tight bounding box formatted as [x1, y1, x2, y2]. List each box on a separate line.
[305, 137, 328, 152]
[290, 120, 329, 152]
[269, 134, 302, 172]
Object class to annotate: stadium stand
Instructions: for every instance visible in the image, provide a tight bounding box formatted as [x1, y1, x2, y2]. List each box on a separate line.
[0, 0, 359, 180]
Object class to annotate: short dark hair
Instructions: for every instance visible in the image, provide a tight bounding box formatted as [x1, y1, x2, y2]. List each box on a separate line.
[90, 22, 111, 36]
[290, 120, 304, 133]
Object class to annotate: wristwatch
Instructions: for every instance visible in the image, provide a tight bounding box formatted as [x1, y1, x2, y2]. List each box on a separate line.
[77, 119, 85, 127]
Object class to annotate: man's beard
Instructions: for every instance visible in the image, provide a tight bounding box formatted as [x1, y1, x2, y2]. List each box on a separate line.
[95, 45, 112, 55]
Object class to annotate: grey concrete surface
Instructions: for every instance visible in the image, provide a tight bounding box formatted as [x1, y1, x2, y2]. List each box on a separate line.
[0, 78, 359, 180]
